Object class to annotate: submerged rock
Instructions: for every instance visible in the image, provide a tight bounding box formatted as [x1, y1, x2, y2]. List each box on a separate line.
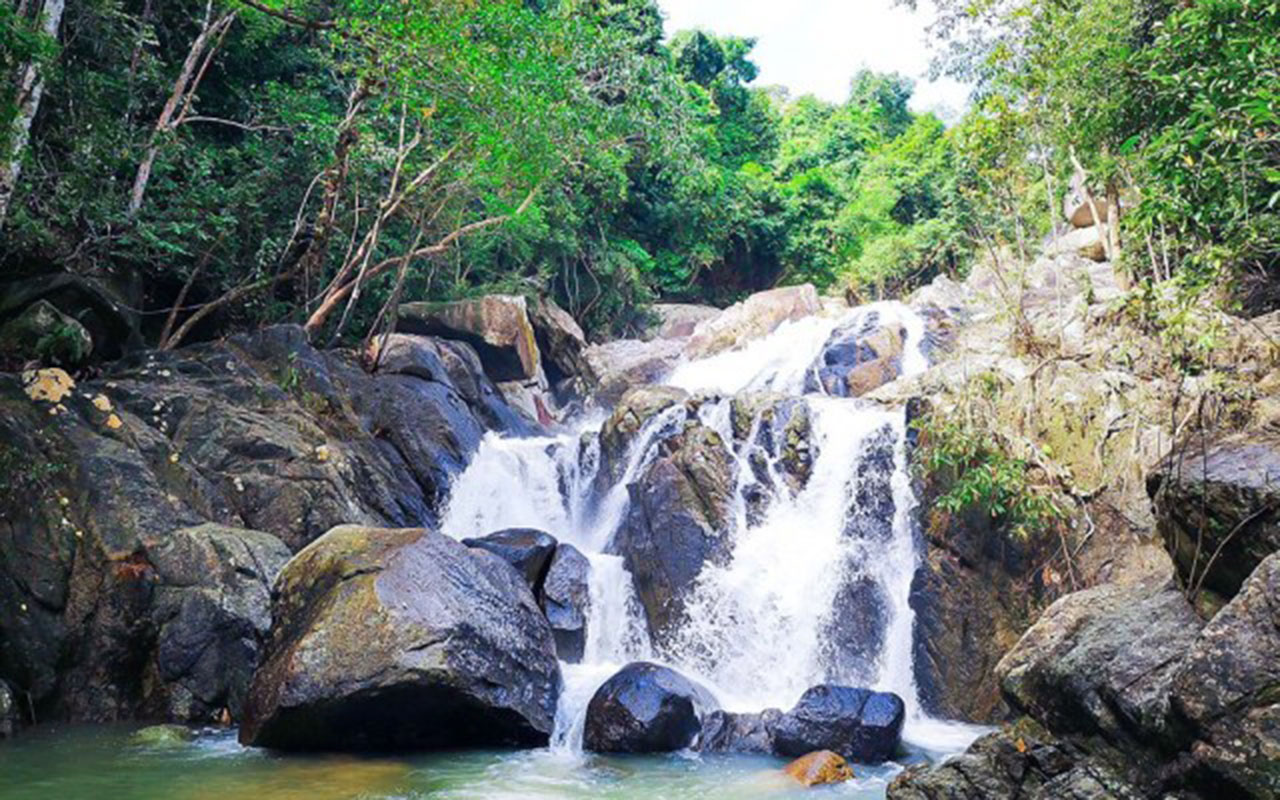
[772, 685, 905, 763]
[783, 750, 855, 787]
[240, 525, 561, 751]
[461, 528, 558, 589]
[398, 295, 541, 382]
[539, 543, 590, 664]
[1149, 431, 1280, 599]
[131, 724, 196, 747]
[583, 661, 719, 753]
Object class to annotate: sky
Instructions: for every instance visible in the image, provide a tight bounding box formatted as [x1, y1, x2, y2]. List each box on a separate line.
[656, 0, 970, 119]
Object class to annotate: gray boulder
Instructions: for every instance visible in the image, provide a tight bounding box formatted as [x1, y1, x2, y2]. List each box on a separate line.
[696, 709, 782, 754]
[239, 526, 562, 751]
[462, 528, 558, 589]
[772, 685, 906, 763]
[539, 544, 590, 663]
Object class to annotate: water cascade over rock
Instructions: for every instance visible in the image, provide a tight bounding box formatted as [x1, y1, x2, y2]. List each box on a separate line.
[439, 300, 982, 762]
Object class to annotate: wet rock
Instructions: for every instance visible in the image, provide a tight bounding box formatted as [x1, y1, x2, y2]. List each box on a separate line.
[696, 709, 782, 754]
[397, 295, 541, 382]
[610, 421, 733, 645]
[996, 578, 1201, 750]
[645, 303, 721, 340]
[582, 337, 684, 405]
[887, 720, 1146, 800]
[462, 528, 558, 590]
[1171, 552, 1280, 798]
[529, 297, 595, 386]
[685, 284, 821, 359]
[729, 392, 817, 503]
[539, 543, 590, 663]
[240, 526, 561, 751]
[131, 724, 196, 747]
[147, 523, 291, 721]
[1149, 431, 1280, 599]
[783, 750, 856, 787]
[0, 678, 16, 737]
[583, 661, 719, 753]
[773, 685, 906, 763]
[0, 300, 93, 366]
[805, 313, 906, 398]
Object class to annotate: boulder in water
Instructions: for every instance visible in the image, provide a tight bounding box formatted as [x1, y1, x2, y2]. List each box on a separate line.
[461, 528, 558, 589]
[397, 295, 541, 382]
[685, 284, 821, 359]
[805, 314, 906, 398]
[783, 750, 856, 787]
[773, 685, 906, 763]
[583, 661, 719, 753]
[696, 709, 782, 754]
[240, 525, 561, 751]
[611, 421, 734, 646]
[539, 544, 590, 663]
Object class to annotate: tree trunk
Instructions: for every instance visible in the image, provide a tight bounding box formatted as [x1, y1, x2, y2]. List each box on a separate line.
[0, 0, 67, 229]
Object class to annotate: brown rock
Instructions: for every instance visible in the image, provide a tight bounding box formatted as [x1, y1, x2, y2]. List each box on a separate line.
[397, 295, 541, 382]
[783, 750, 855, 787]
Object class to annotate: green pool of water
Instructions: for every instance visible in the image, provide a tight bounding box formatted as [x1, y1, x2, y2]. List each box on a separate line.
[0, 724, 922, 799]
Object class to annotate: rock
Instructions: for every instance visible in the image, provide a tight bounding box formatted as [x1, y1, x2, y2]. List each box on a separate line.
[1149, 431, 1280, 599]
[685, 284, 821, 359]
[240, 526, 561, 751]
[397, 295, 541, 382]
[0, 678, 17, 737]
[0, 272, 141, 360]
[596, 385, 691, 489]
[539, 544, 590, 663]
[729, 393, 817, 512]
[462, 528, 558, 589]
[1046, 226, 1107, 263]
[582, 661, 718, 753]
[773, 685, 906, 763]
[1171, 552, 1280, 798]
[147, 524, 291, 721]
[645, 303, 721, 340]
[996, 578, 1201, 750]
[610, 421, 733, 645]
[495, 374, 559, 428]
[783, 750, 855, 787]
[805, 314, 906, 398]
[696, 709, 782, 754]
[582, 337, 685, 405]
[0, 300, 93, 366]
[529, 297, 595, 386]
[887, 719, 1146, 800]
[131, 724, 196, 747]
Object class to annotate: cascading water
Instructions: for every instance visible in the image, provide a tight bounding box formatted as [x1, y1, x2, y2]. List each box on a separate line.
[439, 300, 982, 768]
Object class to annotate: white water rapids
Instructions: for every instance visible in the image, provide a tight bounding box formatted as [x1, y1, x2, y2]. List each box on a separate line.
[439, 301, 983, 762]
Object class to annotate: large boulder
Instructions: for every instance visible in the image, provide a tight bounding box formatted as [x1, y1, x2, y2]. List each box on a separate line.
[1171, 552, 1280, 798]
[729, 393, 817, 523]
[772, 685, 906, 763]
[645, 303, 721, 340]
[996, 578, 1201, 750]
[529, 297, 595, 387]
[1149, 431, 1280, 600]
[596, 385, 691, 489]
[696, 709, 782, 754]
[582, 661, 718, 753]
[0, 272, 141, 361]
[582, 337, 685, 405]
[1045, 226, 1107, 263]
[539, 544, 591, 664]
[609, 421, 734, 645]
[0, 299, 93, 367]
[461, 528, 558, 589]
[240, 526, 561, 751]
[146, 524, 291, 721]
[805, 313, 906, 398]
[888, 719, 1146, 800]
[685, 284, 821, 360]
[397, 295, 541, 382]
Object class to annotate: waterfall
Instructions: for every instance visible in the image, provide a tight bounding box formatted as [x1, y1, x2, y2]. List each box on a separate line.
[439, 300, 978, 757]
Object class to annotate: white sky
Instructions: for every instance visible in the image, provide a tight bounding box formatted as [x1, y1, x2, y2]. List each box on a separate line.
[656, 0, 969, 118]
